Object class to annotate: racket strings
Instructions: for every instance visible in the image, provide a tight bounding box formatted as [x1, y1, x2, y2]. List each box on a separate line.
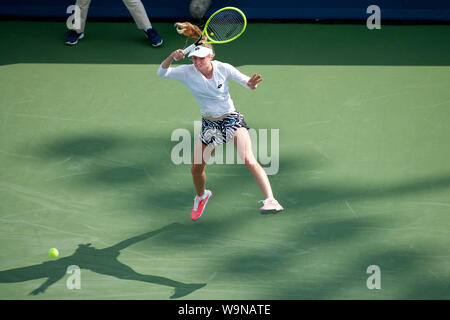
[208, 19, 242, 40]
[206, 10, 245, 42]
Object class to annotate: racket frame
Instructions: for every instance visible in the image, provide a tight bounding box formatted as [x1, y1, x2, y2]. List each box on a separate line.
[182, 7, 247, 56]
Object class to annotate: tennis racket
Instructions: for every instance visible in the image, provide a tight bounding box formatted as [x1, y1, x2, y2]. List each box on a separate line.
[175, 7, 247, 60]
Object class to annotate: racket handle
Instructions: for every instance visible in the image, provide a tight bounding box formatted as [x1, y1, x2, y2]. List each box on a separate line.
[183, 43, 196, 56]
[173, 44, 196, 61]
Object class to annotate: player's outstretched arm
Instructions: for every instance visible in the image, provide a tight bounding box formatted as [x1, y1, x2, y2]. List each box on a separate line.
[29, 272, 65, 295]
[247, 74, 263, 90]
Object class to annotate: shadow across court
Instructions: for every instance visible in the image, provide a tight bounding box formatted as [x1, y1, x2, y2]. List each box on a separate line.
[1, 20, 449, 66]
[17, 132, 450, 299]
[0, 223, 205, 298]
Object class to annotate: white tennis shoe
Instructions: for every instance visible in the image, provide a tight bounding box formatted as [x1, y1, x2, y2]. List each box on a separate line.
[259, 197, 284, 214]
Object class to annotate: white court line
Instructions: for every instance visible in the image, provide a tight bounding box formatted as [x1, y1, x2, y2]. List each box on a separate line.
[0, 182, 88, 210]
[345, 200, 359, 218]
[297, 120, 331, 128]
[0, 149, 41, 160]
[305, 142, 330, 160]
[428, 99, 450, 109]
[0, 218, 98, 240]
[44, 171, 91, 181]
[2, 112, 89, 122]
[407, 202, 450, 208]
[208, 272, 218, 281]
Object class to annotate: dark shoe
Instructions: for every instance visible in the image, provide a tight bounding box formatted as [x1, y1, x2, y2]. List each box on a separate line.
[145, 27, 163, 47]
[65, 30, 84, 45]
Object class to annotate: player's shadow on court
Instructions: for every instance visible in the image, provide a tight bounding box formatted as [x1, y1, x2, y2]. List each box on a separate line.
[0, 223, 205, 298]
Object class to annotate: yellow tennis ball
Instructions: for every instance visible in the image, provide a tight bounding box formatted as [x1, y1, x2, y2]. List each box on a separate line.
[210, 32, 214, 36]
[49, 248, 59, 258]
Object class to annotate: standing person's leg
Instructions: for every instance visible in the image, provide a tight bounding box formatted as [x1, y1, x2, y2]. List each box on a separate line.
[65, 0, 90, 45]
[233, 128, 284, 213]
[122, 0, 163, 47]
[122, 0, 151, 30]
[76, 0, 91, 33]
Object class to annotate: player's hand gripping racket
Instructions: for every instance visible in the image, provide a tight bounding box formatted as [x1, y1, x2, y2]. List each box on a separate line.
[174, 7, 247, 60]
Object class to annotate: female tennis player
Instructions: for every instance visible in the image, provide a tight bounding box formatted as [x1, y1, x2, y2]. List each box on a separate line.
[157, 22, 283, 221]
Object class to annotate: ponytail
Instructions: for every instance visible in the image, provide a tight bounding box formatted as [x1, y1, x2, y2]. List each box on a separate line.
[174, 22, 214, 51]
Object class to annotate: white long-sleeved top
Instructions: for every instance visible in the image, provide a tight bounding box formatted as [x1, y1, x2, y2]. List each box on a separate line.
[157, 60, 251, 118]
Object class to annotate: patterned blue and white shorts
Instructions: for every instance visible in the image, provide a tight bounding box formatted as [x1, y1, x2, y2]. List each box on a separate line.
[200, 111, 249, 147]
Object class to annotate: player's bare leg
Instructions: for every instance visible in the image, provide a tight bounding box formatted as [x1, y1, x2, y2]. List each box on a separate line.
[234, 128, 283, 213]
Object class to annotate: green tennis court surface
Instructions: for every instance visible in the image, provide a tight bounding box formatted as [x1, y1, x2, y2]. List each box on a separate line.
[0, 21, 449, 299]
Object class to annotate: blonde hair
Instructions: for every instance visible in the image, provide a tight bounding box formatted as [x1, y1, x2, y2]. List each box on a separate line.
[174, 22, 214, 52]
